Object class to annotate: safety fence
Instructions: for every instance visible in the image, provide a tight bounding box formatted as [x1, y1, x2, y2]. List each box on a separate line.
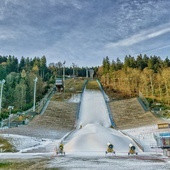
[138, 91, 150, 111]
[0, 87, 54, 128]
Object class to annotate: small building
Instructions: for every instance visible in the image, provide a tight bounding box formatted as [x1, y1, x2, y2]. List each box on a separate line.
[55, 78, 64, 92]
[154, 132, 170, 156]
[154, 132, 170, 149]
[89, 69, 94, 79]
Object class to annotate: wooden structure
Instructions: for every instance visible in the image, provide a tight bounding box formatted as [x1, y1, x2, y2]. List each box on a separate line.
[157, 123, 170, 129]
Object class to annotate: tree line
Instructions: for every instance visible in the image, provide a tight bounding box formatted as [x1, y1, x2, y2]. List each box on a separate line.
[0, 55, 91, 119]
[3, 53, 169, 118]
[98, 54, 170, 106]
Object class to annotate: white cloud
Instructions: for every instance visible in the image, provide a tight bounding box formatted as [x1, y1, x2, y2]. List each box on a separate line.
[48, 0, 83, 9]
[72, 2, 82, 9]
[4, 0, 18, 5]
[141, 44, 170, 54]
[0, 29, 19, 40]
[0, 0, 170, 67]
[0, 8, 5, 20]
[106, 23, 170, 48]
[147, 28, 170, 38]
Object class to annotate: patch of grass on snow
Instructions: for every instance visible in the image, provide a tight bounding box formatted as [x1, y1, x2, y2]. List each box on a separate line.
[0, 162, 12, 168]
[0, 137, 15, 152]
[86, 80, 100, 90]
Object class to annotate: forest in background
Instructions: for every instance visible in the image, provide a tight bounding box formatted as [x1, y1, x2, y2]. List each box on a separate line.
[1, 54, 170, 120]
[98, 54, 170, 110]
[0, 55, 95, 120]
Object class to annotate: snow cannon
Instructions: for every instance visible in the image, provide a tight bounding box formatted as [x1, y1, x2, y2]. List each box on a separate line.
[105, 142, 115, 155]
[128, 143, 137, 155]
[56, 143, 65, 156]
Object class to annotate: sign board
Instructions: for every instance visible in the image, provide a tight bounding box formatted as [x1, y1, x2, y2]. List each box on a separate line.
[157, 123, 170, 129]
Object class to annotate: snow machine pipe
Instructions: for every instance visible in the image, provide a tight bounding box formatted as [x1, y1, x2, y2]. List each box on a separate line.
[97, 79, 116, 127]
[76, 79, 88, 120]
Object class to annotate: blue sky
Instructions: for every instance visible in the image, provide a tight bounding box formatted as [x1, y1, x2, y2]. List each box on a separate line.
[0, 0, 170, 67]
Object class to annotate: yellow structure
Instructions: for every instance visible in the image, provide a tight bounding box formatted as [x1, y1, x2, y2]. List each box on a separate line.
[157, 123, 170, 129]
[56, 143, 65, 155]
[128, 143, 137, 155]
[106, 142, 115, 155]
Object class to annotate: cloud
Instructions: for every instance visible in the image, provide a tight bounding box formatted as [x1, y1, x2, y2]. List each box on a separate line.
[106, 23, 170, 48]
[0, 28, 20, 40]
[141, 44, 170, 54]
[47, 0, 83, 9]
[147, 28, 170, 38]
[0, 0, 170, 67]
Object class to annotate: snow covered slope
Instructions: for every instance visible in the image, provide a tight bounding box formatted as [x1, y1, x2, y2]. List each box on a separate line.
[77, 90, 111, 128]
[64, 89, 142, 154]
[65, 123, 141, 153]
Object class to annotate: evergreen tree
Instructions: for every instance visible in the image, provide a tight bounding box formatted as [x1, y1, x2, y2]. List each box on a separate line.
[0, 55, 7, 63]
[164, 57, 170, 68]
[136, 54, 146, 70]
[124, 55, 130, 69]
[19, 56, 26, 72]
[40, 55, 47, 80]
[116, 58, 123, 70]
[110, 60, 116, 72]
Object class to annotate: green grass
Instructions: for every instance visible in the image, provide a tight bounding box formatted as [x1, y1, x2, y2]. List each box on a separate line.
[65, 78, 86, 92]
[86, 80, 100, 90]
[0, 160, 38, 170]
[0, 159, 49, 170]
[0, 162, 12, 168]
[51, 78, 86, 101]
[0, 137, 15, 152]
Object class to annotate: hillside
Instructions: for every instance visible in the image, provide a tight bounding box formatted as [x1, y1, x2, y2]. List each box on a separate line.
[109, 98, 166, 130]
[1, 79, 168, 140]
[29, 101, 77, 130]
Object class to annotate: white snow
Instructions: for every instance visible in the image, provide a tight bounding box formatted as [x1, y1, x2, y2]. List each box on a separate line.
[64, 89, 142, 154]
[123, 125, 170, 153]
[64, 123, 141, 153]
[78, 90, 111, 128]
[0, 134, 53, 153]
[67, 94, 81, 103]
[1, 88, 170, 170]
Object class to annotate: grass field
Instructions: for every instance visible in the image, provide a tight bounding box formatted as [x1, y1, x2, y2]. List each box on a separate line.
[86, 80, 100, 90]
[0, 137, 15, 152]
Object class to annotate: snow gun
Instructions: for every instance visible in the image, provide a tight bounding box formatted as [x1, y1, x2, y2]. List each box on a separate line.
[56, 143, 65, 156]
[128, 143, 137, 155]
[105, 142, 115, 155]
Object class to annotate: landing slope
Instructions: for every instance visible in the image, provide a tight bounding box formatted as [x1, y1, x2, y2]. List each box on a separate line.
[1, 101, 77, 139]
[65, 89, 141, 153]
[109, 98, 166, 130]
[78, 90, 111, 128]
